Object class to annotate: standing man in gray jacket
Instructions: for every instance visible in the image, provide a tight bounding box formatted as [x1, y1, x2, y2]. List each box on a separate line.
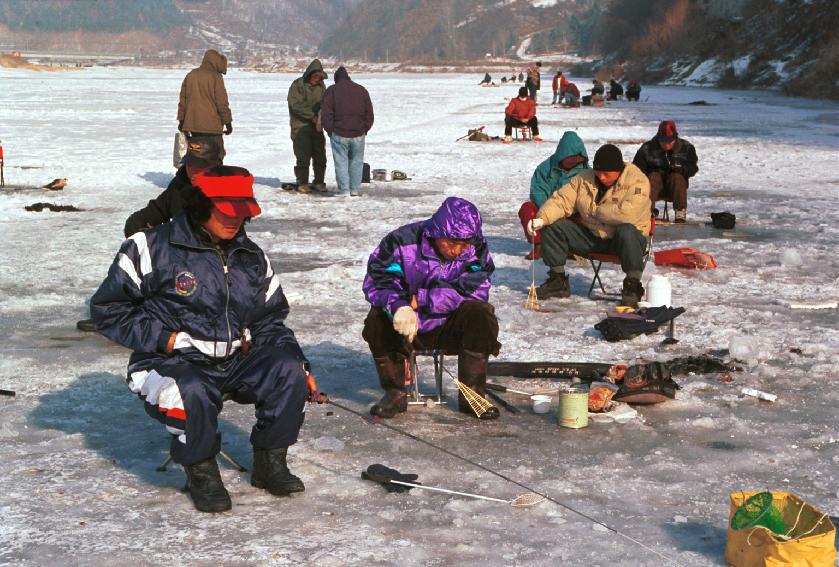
[320, 66, 374, 196]
[177, 49, 232, 162]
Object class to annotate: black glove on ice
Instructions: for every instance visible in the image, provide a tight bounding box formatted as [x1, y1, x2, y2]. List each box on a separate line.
[361, 464, 420, 493]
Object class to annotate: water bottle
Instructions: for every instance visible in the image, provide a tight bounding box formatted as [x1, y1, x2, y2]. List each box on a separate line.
[646, 275, 671, 307]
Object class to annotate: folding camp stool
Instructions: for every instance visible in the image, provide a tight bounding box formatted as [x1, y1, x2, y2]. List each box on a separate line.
[660, 201, 671, 222]
[407, 350, 446, 406]
[513, 126, 531, 141]
[587, 215, 656, 300]
[156, 392, 248, 473]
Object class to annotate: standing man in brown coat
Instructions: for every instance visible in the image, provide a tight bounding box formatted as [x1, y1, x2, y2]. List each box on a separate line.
[287, 59, 328, 193]
[177, 49, 232, 163]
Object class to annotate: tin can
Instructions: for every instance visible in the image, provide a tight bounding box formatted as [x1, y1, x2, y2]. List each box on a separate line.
[558, 384, 589, 429]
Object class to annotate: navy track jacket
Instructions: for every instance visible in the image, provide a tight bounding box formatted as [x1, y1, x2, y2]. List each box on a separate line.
[91, 214, 304, 362]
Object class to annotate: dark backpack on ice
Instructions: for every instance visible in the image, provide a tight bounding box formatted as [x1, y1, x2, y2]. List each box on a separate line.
[710, 211, 735, 229]
[595, 306, 685, 342]
[613, 362, 679, 404]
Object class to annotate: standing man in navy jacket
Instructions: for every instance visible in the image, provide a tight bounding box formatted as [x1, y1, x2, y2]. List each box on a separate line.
[320, 66, 374, 196]
[91, 166, 310, 513]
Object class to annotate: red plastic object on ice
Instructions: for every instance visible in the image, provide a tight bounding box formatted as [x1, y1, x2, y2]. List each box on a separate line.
[654, 247, 717, 269]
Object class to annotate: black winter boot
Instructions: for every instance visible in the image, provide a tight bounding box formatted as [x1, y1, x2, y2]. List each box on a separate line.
[251, 447, 305, 496]
[457, 349, 499, 420]
[369, 355, 408, 418]
[184, 457, 232, 513]
[536, 272, 570, 300]
[620, 277, 645, 308]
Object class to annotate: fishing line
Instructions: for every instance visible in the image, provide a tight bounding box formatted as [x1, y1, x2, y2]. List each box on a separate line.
[323, 395, 682, 565]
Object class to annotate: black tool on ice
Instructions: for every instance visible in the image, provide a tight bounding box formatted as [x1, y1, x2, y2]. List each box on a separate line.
[0, 389, 15, 397]
[362, 464, 421, 493]
[362, 464, 544, 507]
[485, 389, 519, 413]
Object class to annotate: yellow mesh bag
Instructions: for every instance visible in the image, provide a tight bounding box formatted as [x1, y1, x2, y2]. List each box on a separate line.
[725, 491, 836, 567]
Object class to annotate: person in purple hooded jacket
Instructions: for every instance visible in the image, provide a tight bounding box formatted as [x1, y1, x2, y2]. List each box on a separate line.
[362, 197, 501, 420]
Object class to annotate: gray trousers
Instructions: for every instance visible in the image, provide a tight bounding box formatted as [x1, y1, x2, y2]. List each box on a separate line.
[541, 219, 647, 275]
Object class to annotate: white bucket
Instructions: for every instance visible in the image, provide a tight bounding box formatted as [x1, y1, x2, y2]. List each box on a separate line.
[530, 394, 551, 414]
[646, 275, 671, 307]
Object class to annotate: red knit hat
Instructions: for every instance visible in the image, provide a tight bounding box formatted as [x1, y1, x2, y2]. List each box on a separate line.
[657, 120, 678, 143]
[192, 165, 261, 218]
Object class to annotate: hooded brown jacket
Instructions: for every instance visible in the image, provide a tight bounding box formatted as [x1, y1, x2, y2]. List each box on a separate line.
[177, 50, 232, 135]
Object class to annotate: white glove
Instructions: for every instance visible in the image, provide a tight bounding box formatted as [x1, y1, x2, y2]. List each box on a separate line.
[527, 218, 545, 237]
[393, 306, 418, 342]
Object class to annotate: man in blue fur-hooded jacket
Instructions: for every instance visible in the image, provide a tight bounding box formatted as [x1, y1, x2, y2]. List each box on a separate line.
[91, 165, 309, 513]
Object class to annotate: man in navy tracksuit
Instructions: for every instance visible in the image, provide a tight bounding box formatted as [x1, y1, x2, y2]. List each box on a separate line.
[91, 165, 309, 513]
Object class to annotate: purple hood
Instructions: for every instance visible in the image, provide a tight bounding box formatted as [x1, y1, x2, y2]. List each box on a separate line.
[426, 197, 482, 240]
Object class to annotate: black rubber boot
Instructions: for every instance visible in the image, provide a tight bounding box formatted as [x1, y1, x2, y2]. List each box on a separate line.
[535, 272, 570, 300]
[620, 277, 645, 308]
[184, 457, 232, 513]
[251, 447, 305, 496]
[457, 349, 499, 420]
[369, 355, 408, 418]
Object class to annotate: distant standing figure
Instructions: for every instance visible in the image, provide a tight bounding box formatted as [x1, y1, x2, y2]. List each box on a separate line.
[518, 71, 524, 82]
[320, 66, 374, 197]
[177, 49, 232, 162]
[479, 73, 492, 85]
[608, 79, 624, 100]
[633, 120, 698, 223]
[287, 59, 328, 193]
[552, 71, 568, 105]
[503, 87, 542, 143]
[626, 80, 641, 101]
[526, 61, 542, 103]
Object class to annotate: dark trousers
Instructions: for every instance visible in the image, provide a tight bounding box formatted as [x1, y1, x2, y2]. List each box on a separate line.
[362, 302, 501, 359]
[526, 79, 538, 102]
[504, 115, 539, 136]
[541, 219, 647, 275]
[648, 171, 688, 211]
[292, 123, 327, 185]
[129, 345, 307, 465]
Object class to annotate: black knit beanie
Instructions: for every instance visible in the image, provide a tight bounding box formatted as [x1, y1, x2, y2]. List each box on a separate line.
[518, 86, 528, 98]
[592, 144, 624, 172]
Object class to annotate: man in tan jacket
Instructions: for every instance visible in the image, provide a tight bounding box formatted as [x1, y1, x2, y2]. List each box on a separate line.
[177, 49, 232, 162]
[527, 144, 651, 307]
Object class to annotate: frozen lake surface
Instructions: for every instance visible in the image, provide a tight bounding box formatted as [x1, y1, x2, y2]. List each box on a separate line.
[1, 67, 838, 565]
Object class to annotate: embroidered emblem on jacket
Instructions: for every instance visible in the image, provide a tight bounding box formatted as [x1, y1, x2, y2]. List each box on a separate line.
[175, 271, 198, 296]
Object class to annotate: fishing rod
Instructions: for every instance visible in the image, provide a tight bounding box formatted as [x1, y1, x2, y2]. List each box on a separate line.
[318, 393, 682, 565]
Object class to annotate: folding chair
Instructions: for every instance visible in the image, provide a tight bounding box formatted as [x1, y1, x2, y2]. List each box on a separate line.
[513, 126, 531, 141]
[407, 350, 446, 406]
[587, 216, 656, 300]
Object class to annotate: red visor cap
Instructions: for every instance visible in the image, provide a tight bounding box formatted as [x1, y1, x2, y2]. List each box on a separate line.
[193, 170, 262, 218]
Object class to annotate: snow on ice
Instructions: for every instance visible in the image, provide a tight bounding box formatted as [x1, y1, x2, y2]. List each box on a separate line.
[0, 66, 838, 565]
